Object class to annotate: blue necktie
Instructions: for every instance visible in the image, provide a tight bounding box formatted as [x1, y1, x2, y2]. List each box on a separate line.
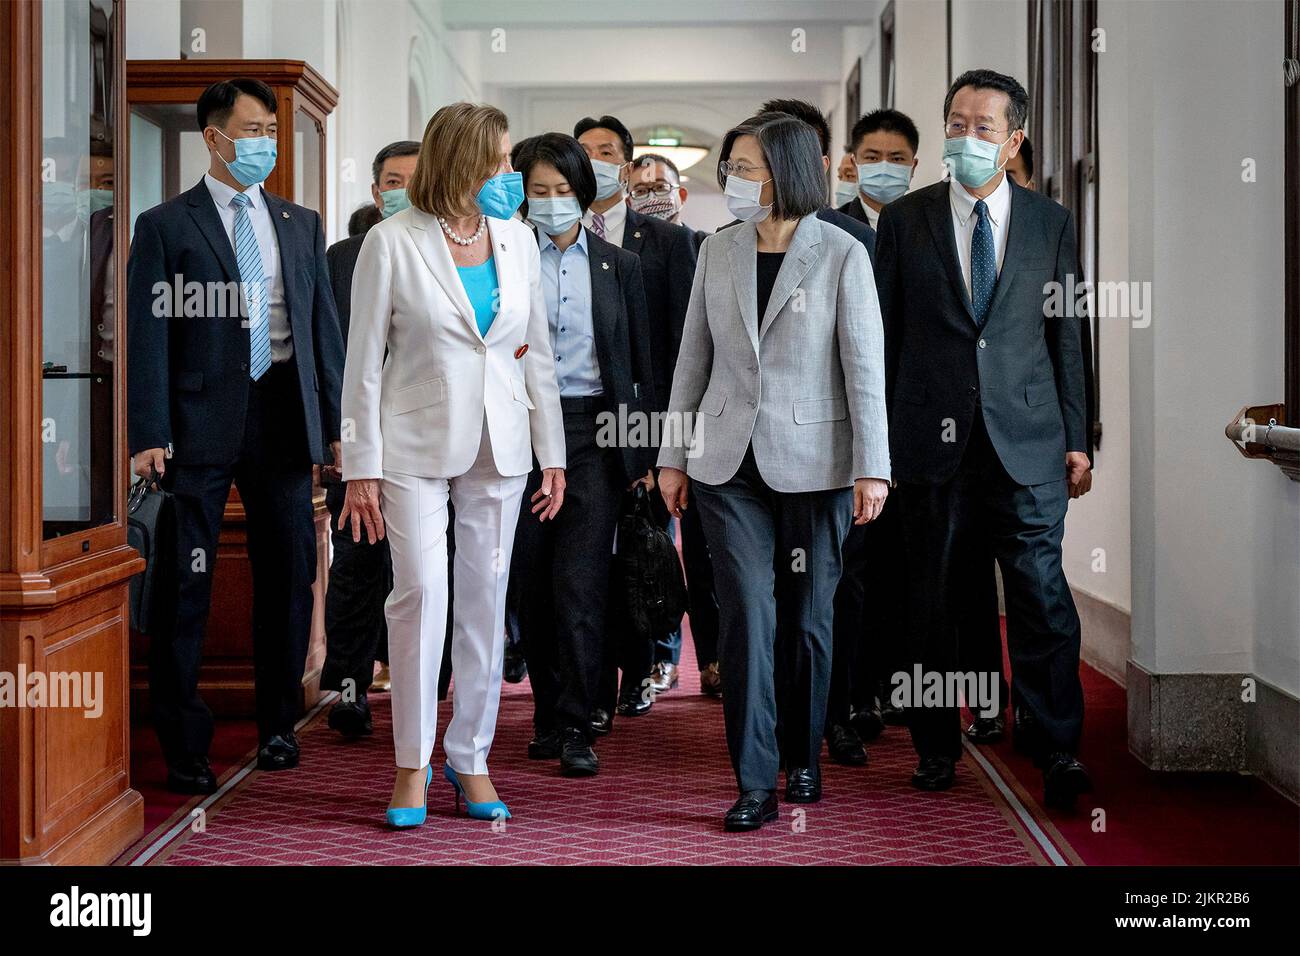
[231, 192, 272, 381]
[970, 198, 996, 326]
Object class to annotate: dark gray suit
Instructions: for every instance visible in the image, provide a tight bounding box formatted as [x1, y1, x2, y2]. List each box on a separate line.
[874, 177, 1087, 762]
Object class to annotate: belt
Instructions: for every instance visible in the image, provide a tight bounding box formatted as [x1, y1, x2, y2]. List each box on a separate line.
[560, 394, 609, 414]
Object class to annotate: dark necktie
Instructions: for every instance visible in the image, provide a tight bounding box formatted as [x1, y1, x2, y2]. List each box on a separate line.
[591, 212, 606, 240]
[970, 199, 995, 325]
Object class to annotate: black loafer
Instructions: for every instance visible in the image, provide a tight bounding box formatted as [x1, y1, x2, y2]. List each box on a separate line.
[615, 692, 652, 717]
[880, 700, 907, 726]
[826, 723, 868, 766]
[560, 727, 599, 777]
[784, 766, 822, 803]
[910, 755, 956, 791]
[850, 699, 886, 741]
[256, 732, 300, 772]
[327, 697, 373, 738]
[964, 714, 1006, 744]
[528, 728, 562, 759]
[724, 790, 779, 832]
[166, 756, 218, 795]
[1043, 753, 1092, 809]
[503, 645, 528, 684]
[589, 708, 613, 736]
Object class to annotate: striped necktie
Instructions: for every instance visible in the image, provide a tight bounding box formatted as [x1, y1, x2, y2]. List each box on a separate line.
[591, 211, 605, 239]
[231, 192, 272, 380]
[970, 199, 996, 326]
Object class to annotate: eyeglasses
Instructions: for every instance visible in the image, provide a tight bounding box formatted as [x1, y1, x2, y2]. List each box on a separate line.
[719, 160, 769, 179]
[943, 121, 1010, 141]
[629, 182, 678, 200]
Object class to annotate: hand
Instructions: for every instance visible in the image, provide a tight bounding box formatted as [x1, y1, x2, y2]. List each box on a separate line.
[340, 478, 385, 544]
[531, 467, 566, 521]
[133, 447, 168, 481]
[323, 440, 343, 483]
[853, 477, 889, 525]
[628, 469, 655, 492]
[659, 467, 689, 518]
[1066, 452, 1091, 498]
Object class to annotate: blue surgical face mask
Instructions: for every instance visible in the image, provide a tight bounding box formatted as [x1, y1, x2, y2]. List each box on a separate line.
[590, 158, 625, 201]
[857, 161, 913, 204]
[379, 187, 410, 218]
[526, 196, 583, 236]
[213, 128, 277, 187]
[834, 180, 860, 206]
[724, 174, 772, 223]
[476, 171, 524, 219]
[943, 134, 1010, 189]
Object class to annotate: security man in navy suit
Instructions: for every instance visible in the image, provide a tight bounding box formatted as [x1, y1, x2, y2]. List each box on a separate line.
[127, 78, 345, 794]
[874, 70, 1092, 807]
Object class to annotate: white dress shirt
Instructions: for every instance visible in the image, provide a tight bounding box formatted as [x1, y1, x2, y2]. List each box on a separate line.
[949, 172, 1011, 300]
[859, 197, 880, 230]
[204, 173, 292, 362]
[582, 197, 627, 248]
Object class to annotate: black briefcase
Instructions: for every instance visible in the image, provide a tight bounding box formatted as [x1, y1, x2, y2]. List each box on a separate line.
[614, 484, 687, 639]
[126, 469, 175, 635]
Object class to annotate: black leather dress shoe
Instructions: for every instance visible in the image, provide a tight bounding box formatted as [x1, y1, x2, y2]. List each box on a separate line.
[615, 691, 652, 717]
[850, 699, 886, 741]
[589, 708, 612, 736]
[826, 723, 868, 766]
[784, 766, 822, 803]
[528, 728, 562, 759]
[964, 714, 1006, 744]
[910, 755, 956, 791]
[166, 756, 218, 795]
[327, 696, 373, 738]
[880, 700, 907, 726]
[1043, 753, 1092, 809]
[560, 727, 599, 777]
[256, 732, 300, 771]
[724, 790, 779, 832]
[503, 644, 528, 684]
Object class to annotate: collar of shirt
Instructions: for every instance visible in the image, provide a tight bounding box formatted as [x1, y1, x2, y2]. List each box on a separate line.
[949, 171, 1010, 229]
[540, 225, 590, 256]
[204, 172, 264, 211]
[585, 197, 627, 232]
[859, 196, 880, 228]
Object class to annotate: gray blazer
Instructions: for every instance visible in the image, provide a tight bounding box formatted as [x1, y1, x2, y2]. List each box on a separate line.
[657, 214, 890, 492]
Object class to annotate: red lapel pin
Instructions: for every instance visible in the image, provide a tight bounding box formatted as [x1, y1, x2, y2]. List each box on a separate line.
[514, 344, 529, 360]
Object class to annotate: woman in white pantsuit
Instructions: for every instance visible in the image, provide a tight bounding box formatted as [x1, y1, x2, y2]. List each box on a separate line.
[340, 103, 566, 827]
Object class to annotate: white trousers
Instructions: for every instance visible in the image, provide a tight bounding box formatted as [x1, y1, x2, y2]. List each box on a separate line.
[381, 417, 527, 773]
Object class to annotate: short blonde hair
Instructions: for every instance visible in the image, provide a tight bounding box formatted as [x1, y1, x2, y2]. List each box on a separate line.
[408, 102, 509, 219]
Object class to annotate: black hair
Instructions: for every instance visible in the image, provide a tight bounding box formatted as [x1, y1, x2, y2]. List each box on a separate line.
[850, 108, 920, 155]
[718, 113, 826, 220]
[1017, 135, 1035, 181]
[573, 115, 634, 161]
[943, 69, 1029, 131]
[759, 98, 831, 156]
[348, 203, 382, 237]
[196, 77, 278, 131]
[631, 152, 681, 181]
[371, 140, 420, 184]
[514, 132, 598, 213]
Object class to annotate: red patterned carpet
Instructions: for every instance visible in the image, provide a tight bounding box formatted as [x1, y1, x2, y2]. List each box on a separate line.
[125, 659, 1048, 866]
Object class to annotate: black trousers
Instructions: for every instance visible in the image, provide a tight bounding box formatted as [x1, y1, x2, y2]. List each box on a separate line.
[651, 487, 721, 670]
[954, 537, 1010, 715]
[150, 361, 315, 762]
[515, 401, 625, 741]
[695, 446, 851, 793]
[898, 415, 1083, 761]
[320, 482, 391, 698]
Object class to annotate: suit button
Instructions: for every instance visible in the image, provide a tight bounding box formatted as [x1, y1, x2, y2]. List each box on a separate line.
[475, 345, 485, 354]
[969, 386, 977, 393]
[240, 362, 248, 371]
[747, 399, 757, 408]
[977, 338, 987, 349]
[749, 364, 758, 373]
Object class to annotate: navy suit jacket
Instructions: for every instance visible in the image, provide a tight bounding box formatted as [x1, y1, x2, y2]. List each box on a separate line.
[874, 178, 1087, 487]
[127, 179, 345, 466]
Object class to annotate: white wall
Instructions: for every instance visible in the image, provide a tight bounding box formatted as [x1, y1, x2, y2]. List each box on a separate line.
[891, 0, 950, 187]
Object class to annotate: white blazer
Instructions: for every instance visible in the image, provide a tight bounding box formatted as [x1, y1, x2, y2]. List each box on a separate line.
[341, 207, 565, 481]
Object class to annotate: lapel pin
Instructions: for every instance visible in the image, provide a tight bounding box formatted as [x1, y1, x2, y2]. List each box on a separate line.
[514, 344, 529, 360]
[634, 231, 642, 239]
[500, 242, 506, 251]
[281, 211, 290, 219]
[602, 261, 610, 270]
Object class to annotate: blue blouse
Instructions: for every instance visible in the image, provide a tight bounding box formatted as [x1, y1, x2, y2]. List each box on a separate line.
[456, 257, 499, 337]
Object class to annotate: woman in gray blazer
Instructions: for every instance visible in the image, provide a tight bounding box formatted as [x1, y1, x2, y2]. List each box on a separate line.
[657, 114, 891, 833]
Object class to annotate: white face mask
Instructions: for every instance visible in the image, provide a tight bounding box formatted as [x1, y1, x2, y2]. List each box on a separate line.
[724, 174, 772, 223]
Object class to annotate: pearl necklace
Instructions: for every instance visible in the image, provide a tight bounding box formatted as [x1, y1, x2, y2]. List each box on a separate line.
[438, 214, 487, 246]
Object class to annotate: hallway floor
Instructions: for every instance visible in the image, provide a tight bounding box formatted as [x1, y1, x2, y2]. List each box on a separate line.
[119, 638, 1299, 866]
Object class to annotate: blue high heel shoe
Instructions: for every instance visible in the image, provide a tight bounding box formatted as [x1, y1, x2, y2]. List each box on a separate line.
[385, 765, 433, 829]
[443, 763, 511, 821]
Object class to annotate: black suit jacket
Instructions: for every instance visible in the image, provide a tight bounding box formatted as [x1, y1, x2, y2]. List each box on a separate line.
[534, 226, 659, 481]
[874, 178, 1087, 487]
[718, 206, 877, 265]
[325, 231, 366, 342]
[127, 179, 345, 466]
[619, 207, 697, 412]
